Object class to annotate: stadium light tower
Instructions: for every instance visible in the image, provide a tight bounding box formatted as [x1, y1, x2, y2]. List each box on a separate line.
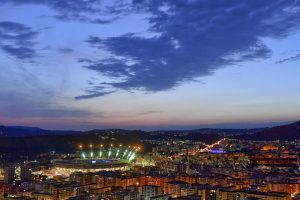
[82, 152, 86, 159]
[116, 149, 120, 158]
[122, 149, 128, 158]
[129, 152, 136, 161]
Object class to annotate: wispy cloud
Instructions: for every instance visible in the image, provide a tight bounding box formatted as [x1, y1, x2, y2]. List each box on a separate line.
[0, 91, 91, 118]
[75, 91, 115, 100]
[0, 0, 125, 24]
[0, 21, 38, 59]
[57, 47, 73, 53]
[276, 53, 300, 64]
[137, 111, 162, 116]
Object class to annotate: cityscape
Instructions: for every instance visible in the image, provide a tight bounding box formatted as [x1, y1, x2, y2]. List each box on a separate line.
[1, 122, 300, 200]
[1, 0, 300, 200]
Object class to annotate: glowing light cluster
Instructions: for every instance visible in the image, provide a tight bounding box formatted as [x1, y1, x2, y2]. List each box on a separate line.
[77, 144, 141, 161]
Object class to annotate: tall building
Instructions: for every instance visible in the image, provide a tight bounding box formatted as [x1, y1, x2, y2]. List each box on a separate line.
[4, 164, 15, 184]
[296, 153, 300, 171]
[142, 185, 162, 200]
[20, 163, 31, 181]
[176, 163, 187, 174]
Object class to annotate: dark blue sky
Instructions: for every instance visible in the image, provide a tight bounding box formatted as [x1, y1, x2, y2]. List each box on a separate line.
[0, 0, 300, 130]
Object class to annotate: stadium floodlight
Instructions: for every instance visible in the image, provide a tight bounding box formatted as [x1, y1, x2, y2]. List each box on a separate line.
[126, 152, 131, 159]
[129, 152, 136, 161]
[116, 149, 120, 158]
[122, 149, 127, 158]
[82, 153, 86, 159]
[127, 150, 134, 159]
[90, 152, 94, 157]
[99, 151, 102, 158]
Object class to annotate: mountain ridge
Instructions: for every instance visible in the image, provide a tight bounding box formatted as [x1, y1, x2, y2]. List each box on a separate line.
[0, 121, 299, 141]
[234, 121, 300, 141]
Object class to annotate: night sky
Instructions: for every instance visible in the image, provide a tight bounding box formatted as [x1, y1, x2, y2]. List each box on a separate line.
[0, 0, 300, 130]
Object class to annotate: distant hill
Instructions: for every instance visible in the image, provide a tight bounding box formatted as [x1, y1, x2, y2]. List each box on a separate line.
[234, 121, 300, 141]
[0, 130, 150, 156]
[0, 125, 262, 137]
[0, 121, 299, 157]
[0, 126, 234, 155]
[0, 125, 83, 136]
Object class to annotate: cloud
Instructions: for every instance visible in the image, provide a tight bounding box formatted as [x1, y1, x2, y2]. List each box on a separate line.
[53, 13, 118, 24]
[0, 65, 92, 119]
[75, 91, 115, 100]
[0, 0, 124, 24]
[78, 0, 300, 98]
[137, 111, 162, 116]
[2, 45, 37, 59]
[57, 48, 73, 53]
[0, 21, 38, 59]
[0, 92, 91, 118]
[276, 53, 300, 64]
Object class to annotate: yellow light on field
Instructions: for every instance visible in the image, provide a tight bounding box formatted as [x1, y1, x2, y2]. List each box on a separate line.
[78, 144, 83, 149]
[89, 144, 93, 148]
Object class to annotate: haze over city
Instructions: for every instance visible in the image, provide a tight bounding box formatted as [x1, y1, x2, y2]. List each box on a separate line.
[1, 0, 300, 130]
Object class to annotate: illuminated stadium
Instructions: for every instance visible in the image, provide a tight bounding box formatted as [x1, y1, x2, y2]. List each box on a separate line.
[52, 144, 141, 175]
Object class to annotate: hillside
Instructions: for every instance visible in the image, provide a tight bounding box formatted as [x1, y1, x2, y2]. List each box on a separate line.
[235, 121, 300, 141]
[0, 126, 83, 136]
